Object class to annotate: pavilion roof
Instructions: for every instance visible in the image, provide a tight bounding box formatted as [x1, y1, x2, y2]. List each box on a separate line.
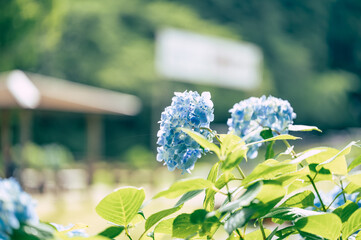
[0, 70, 141, 115]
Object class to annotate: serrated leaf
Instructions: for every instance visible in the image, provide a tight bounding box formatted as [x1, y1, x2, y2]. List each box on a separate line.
[145, 204, 183, 231]
[154, 178, 215, 199]
[251, 182, 286, 218]
[295, 213, 342, 240]
[181, 128, 220, 157]
[154, 218, 174, 235]
[288, 125, 322, 132]
[281, 191, 315, 208]
[348, 155, 361, 172]
[245, 229, 271, 240]
[204, 173, 235, 211]
[315, 142, 358, 174]
[262, 207, 320, 221]
[97, 226, 125, 238]
[346, 173, 361, 189]
[222, 147, 247, 171]
[220, 134, 245, 157]
[211, 182, 262, 216]
[203, 162, 220, 211]
[342, 208, 361, 239]
[241, 159, 296, 187]
[172, 214, 200, 238]
[305, 147, 347, 175]
[245, 134, 300, 147]
[344, 182, 361, 194]
[333, 201, 359, 223]
[175, 190, 203, 208]
[224, 208, 255, 234]
[95, 187, 145, 226]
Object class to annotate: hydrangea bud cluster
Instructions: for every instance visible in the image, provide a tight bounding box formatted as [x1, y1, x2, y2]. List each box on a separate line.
[157, 91, 214, 173]
[227, 95, 296, 159]
[0, 178, 39, 240]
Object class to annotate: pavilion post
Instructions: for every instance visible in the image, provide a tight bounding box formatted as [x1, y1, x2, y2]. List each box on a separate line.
[19, 109, 32, 184]
[86, 114, 102, 186]
[1, 109, 12, 178]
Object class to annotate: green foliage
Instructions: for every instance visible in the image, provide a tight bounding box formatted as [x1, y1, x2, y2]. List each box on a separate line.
[95, 187, 145, 227]
[153, 178, 215, 199]
[97, 226, 124, 238]
[145, 204, 183, 232]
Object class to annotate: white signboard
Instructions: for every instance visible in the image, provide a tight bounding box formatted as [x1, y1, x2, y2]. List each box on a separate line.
[156, 28, 263, 90]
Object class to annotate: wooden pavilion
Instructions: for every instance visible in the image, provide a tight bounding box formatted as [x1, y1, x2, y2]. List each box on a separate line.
[0, 70, 141, 184]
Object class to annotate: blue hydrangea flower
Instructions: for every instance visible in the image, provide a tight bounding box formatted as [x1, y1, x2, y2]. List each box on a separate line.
[51, 223, 89, 238]
[227, 95, 296, 159]
[157, 91, 214, 173]
[0, 178, 39, 240]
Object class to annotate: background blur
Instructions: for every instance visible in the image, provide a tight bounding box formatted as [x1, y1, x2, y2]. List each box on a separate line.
[1, 0, 361, 236]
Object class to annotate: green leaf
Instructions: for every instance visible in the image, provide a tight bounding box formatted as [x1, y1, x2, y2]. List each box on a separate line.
[181, 128, 220, 157]
[224, 208, 256, 234]
[280, 191, 315, 208]
[348, 154, 361, 172]
[241, 159, 296, 187]
[207, 162, 220, 183]
[154, 218, 174, 235]
[262, 207, 320, 221]
[245, 134, 300, 147]
[250, 182, 286, 218]
[204, 173, 235, 211]
[203, 162, 220, 211]
[304, 147, 346, 175]
[346, 173, 361, 189]
[288, 125, 322, 132]
[344, 182, 361, 194]
[219, 134, 247, 170]
[219, 134, 245, 157]
[222, 147, 247, 171]
[298, 231, 326, 240]
[97, 226, 125, 238]
[145, 204, 183, 232]
[188, 210, 220, 238]
[172, 214, 200, 238]
[154, 178, 215, 199]
[333, 200, 359, 223]
[315, 142, 358, 174]
[260, 128, 273, 140]
[95, 187, 145, 226]
[245, 229, 272, 240]
[210, 182, 262, 216]
[175, 189, 203, 208]
[265, 141, 275, 160]
[295, 213, 342, 240]
[12, 222, 55, 240]
[342, 208, 361, 239]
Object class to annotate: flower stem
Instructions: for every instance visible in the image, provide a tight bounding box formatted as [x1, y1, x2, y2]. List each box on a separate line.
[259, 218, 267, 240]
[307, 175, 326, 212]
[340, 179, 347, 202]
[236, 165, 246, 179]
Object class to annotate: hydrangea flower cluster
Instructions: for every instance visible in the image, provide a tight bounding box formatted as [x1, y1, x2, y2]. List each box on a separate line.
[157, 91, 214, 173]
[0, 178, 39, 240]
[227, 95, 296, 159]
